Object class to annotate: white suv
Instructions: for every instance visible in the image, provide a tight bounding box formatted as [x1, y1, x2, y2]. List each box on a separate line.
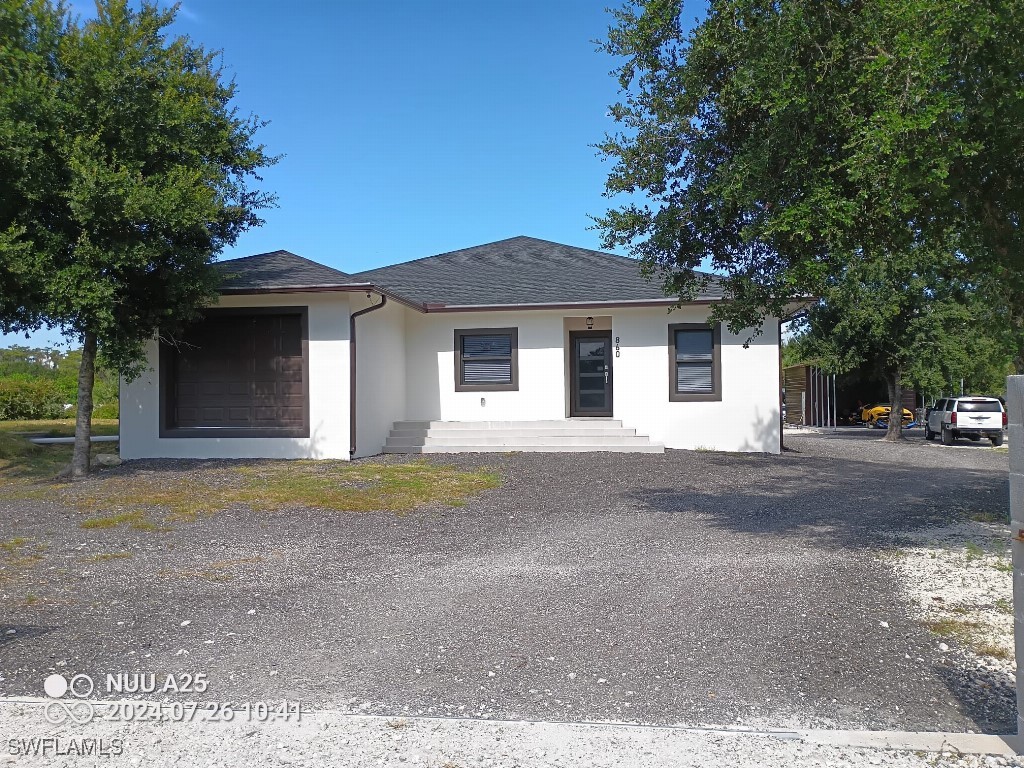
[925, 396, 1007, 446]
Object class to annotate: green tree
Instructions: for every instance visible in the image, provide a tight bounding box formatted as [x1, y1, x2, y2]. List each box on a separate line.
[597, 0, 1024, 439]
[0, 0, 276, 475]
[791, 256, 972, 435]
[0, 0, 64, 328]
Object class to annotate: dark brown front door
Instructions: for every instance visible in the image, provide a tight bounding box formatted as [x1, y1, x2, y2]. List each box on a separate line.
[570, 331, 613, 416]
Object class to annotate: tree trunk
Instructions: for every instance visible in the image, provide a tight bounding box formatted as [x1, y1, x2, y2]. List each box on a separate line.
[70, 331, 97, 479]
[884, 367, 904, 442]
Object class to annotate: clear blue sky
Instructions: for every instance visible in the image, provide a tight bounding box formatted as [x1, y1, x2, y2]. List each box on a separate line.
[5, 0, 707, 348]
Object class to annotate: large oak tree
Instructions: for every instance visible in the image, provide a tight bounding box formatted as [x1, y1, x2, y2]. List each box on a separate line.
[0, 0, 276, 474]
[597, 0, 1024, 439]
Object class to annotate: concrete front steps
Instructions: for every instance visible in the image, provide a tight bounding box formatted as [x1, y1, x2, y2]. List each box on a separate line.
[383, 420, 664, 454]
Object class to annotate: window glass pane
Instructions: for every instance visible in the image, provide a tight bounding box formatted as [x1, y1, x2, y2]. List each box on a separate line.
[677, 361, 713, 393]
[463, 360, 512, 384]
[956, 400, 1001, 412]
[675, 329, 713, 361]
[462, 334, 512, 358]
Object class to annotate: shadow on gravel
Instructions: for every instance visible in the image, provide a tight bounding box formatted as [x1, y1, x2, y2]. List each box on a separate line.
[933, 653, 1018, 734]
[628, 455, 1007, 550]
[0, 625, 56, 646]
[626, 449, 1014, 733]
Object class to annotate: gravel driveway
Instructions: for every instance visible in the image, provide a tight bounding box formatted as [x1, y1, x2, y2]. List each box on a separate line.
[0, 428, 1011, 733]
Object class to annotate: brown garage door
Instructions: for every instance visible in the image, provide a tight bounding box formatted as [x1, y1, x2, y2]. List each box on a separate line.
[161, 308, 309, 437]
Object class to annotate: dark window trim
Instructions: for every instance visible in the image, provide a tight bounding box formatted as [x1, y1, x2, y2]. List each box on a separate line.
[668, 322, 722, 402]
[454, 327, 519, 392]
[159, 306, 310, 439]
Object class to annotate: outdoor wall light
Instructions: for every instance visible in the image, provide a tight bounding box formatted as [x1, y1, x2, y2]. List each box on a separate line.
[586, 316, 594, 329]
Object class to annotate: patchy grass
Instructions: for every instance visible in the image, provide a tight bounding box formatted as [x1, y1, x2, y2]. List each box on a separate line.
[0, 537, 46, 582]
[923, 617, 981, 641]
[964, 541, 986, 561]
[974, 642, 1014, 661]
[995, 598, 1014, 615]
[83, 551, 133, 563]
[0, 537, 31, 553]
[0, 419, 119, 439]
[80, 511, 170, 532]
[68, 460, 501, 523]
[0, 419, 118, 484]
[921, 616, 1014, 660]
[969, 509, 1008, 524]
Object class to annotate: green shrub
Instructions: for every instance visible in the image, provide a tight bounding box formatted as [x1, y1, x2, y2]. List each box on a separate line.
[92, 401, 119, 419]
[0, 379, 67, 420]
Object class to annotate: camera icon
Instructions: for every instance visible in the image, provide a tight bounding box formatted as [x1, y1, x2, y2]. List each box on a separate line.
[43, 673, 96, 724]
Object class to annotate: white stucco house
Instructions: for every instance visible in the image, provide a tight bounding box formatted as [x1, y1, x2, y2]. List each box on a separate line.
[119, 236, 784, 459]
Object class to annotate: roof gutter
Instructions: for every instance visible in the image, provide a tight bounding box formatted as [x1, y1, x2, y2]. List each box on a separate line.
[219, 285, 739, 314]
[219, 283, 423, 312]
[349, 292, 388, 458]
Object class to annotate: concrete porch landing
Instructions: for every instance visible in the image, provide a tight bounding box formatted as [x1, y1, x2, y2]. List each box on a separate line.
[382, 420, 664, 453]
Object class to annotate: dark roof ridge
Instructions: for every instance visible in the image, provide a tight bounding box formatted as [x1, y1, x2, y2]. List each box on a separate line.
[347, 235, 535, 275]
[217, 249, 350, 278]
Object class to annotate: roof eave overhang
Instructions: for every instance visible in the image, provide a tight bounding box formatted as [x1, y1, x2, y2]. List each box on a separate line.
[218, 283, 424, 311]
[421, 297, 720, 313]
[218, 285, 737, 314]
[218, 284, 817, 325]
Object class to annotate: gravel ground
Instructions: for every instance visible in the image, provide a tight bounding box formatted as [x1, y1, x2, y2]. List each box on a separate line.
[0, 704, 1020, 768]
[886, 518, 1016, 732]
[0, 427, 1012, 736]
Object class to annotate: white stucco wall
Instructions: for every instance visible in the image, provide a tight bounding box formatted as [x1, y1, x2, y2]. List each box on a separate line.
[612, 306, 781, 453]
[405, 309, 570, 422]
[119, 292, 352, 460]
[352, 293, 407, 459]
[120, 297, 781, 459]
[400, 306, 781, 453]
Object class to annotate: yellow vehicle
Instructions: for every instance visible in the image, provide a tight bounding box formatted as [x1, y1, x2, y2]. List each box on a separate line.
[860, 403, 913, 428]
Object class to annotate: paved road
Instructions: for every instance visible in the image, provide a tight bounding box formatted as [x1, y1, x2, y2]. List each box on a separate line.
[0, 429, 1011, 732]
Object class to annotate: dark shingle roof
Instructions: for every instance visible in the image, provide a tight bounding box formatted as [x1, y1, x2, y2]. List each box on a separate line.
[349, 236, 722, 307]
[215, 238, 724, 307]
[216, 250, 350, 292]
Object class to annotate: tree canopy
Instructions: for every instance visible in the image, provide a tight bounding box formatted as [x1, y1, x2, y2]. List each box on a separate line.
[597, 0, 1024, 437]
[0, 0, 277, 474]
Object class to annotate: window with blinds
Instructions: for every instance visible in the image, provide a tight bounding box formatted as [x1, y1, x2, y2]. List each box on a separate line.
[455, 328, 519, 391]
[669, 323, 721, 401]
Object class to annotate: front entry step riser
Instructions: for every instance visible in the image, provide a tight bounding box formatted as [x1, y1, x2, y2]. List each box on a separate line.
[383, 420, 662, 454]
[391, 420, 624, 431]
[388, 429, 639, 439]
[386, 436, 656, 447]
[383, 444, 666, 454]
